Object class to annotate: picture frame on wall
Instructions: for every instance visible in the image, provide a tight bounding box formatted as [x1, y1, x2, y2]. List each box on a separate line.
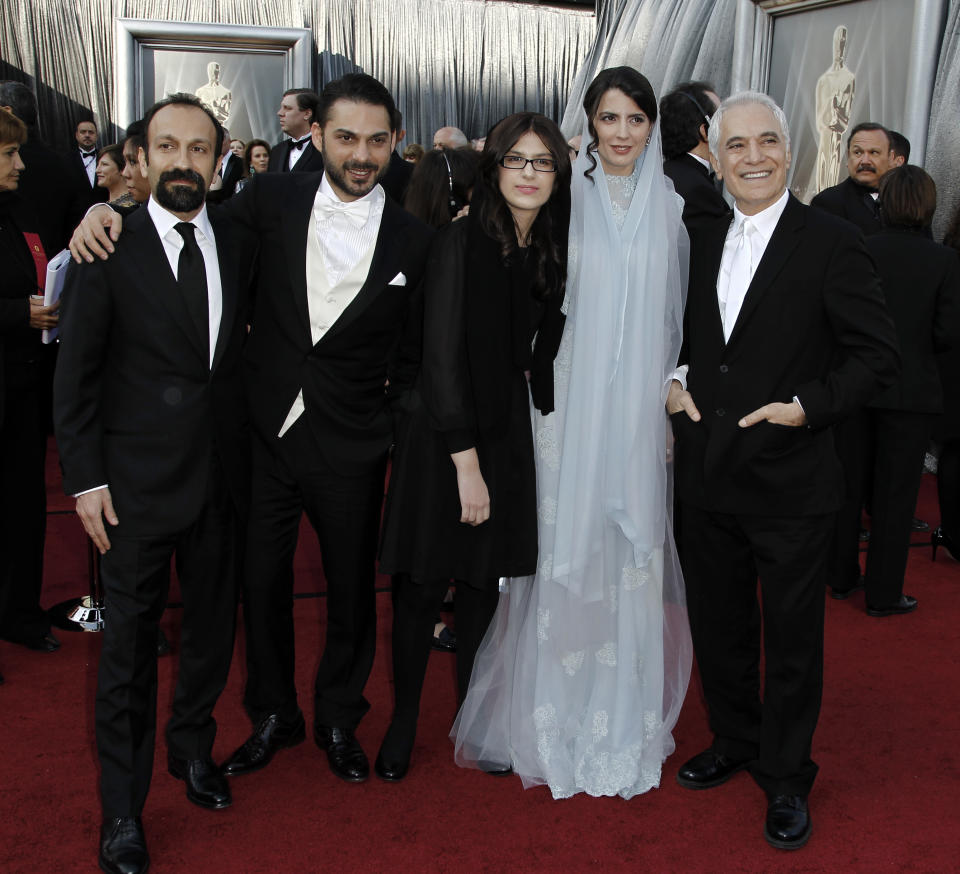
[115, 19, 312, 146]
[732, 0, 945, 202]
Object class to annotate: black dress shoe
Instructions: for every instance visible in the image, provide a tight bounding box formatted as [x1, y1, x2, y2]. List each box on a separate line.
[374, 750, 409, 782]
[314, 724, 369, 782]
[479, 761, 513, 776]
[866, 594, 918, 617]
[26, 631, 60, 652]
[431, 626, 457, 653]
[764, 794, 811, 849]
[829, 576, 865, 600]
[931, 527, 960, 562]
[911, 516, 930, 532]
[168, 756, 232, 809]
[676, 748, 751, 789]
[221, 711, 306, 776]
[99, 816, 149, 874]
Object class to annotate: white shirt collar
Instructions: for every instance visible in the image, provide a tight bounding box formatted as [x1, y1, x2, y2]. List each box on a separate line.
[317, 172, 385, 208]
[731, 188, 790, 244]
[146, 196, 215, 243]
[688, 152, 712, 172]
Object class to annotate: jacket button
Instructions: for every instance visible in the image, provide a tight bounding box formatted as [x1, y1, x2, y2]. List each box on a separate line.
[716, 408, 725, 417]
[719, 364, 728, 373]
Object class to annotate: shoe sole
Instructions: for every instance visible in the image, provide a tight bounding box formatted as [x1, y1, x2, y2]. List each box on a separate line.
[676, 761, 749, 790]
[100, 856, 150, 874]
[764, 822, 812, 850]
[866, 605, 918, 617]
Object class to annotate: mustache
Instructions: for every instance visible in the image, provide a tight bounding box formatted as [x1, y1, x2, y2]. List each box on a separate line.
[159, 168, 204, 186]
[342, 160, 379, 173]
[856, 164, 876, 172]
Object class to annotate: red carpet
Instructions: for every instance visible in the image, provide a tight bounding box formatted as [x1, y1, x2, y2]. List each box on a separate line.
[1, 440, 958, 872]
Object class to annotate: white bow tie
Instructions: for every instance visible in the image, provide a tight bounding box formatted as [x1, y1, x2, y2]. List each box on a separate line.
[314, 191, 371, 230]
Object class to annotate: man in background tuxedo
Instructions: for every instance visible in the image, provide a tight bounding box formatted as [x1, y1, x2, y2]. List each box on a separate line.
[668, 93, 899, 850]
[810, 122, 893, 236]
[67, 117, 107, 207]
[268, 88, 324, 173]
[661, 80, 731, 232]
[207, 127, 243, 202]
[55, 94, 252, 874]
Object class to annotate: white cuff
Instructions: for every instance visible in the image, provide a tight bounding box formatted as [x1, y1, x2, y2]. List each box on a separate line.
[671, 365, 689, 391]
[73, 484, 108, 498]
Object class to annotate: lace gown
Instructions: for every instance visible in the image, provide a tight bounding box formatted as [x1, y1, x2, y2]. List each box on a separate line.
[451, 161, 691, 799]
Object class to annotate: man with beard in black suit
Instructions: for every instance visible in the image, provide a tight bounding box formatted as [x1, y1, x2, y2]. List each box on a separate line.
[72, 73, 433, 787]
[56, 93, 253, 874]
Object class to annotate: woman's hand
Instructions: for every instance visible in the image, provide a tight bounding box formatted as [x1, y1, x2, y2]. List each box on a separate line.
[451, 448, 490, 526]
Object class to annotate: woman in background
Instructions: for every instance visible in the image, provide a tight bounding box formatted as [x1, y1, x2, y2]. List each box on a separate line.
[378, 112, 571, 781]
[235, 139, 271, 193]
[95, 145, 131, 206]
[404, 146, 479, 228]
[453, 66, 692, 799]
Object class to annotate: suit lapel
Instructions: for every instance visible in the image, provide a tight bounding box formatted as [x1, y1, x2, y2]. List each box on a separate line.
[209, 210, 238, 372]
[726, 195, 804, 347]
[281, 179, 318, 341]
[701, 216, 729, 347]
[318, 197, 406, 346]
[127, 209, 207, 361]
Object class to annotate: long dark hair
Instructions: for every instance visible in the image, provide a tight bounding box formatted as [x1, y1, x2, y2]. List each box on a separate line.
[582, 66, 657, 182]
[404, 147, 480, 228]
[474, 112, 571, 300]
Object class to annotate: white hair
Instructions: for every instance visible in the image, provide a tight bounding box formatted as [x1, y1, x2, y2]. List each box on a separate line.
[707, 91, 791, 160]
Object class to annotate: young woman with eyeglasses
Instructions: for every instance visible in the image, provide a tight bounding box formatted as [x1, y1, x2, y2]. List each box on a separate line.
[377, 112, 571, 780]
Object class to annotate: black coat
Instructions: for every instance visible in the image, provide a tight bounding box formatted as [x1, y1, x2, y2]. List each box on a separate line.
[379, 216, 564, 583]
[810, 176, 882, 237]
[267, 138, 324, 174]
[206, 151, 244, 203]
[381, 151, 415, 205]
[228, 173, 433, 471]
[18, 134, 86, 251]
[866, 228, 960, 413]
[673, 194, 900, 516]
[65, 147, 108, 209]
[663, 153, 730, 232]
[53, 206, 254, 534]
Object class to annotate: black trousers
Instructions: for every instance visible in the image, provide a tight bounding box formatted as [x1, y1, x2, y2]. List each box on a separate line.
[680, 504, 831, 798]
[380, 574, 500, 760]
[861, 409, 933, 605]
[937, 437, 960, 538]
[828, 411, 870, 591]
[0, 366, 49, 645]
[96, 454, 238, 817]
[241, 419, 386, 730]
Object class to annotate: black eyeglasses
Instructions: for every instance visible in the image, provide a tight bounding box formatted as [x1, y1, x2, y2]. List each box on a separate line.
[498, 155, 558, 173]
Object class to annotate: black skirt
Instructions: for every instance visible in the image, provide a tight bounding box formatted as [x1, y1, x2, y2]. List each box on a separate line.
[379, 368, 538, 589]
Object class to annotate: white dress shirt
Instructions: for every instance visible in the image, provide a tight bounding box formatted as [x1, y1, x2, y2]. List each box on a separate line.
[287, 135, 312, 171]
[277, 173, 386, 437]
[80, 148, 97, 186]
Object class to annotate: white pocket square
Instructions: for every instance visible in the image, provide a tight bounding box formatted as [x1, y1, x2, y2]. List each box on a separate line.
[388, 272, 407, 286]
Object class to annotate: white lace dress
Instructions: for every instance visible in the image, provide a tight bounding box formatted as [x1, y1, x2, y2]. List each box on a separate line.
[451, 155, 692, 800]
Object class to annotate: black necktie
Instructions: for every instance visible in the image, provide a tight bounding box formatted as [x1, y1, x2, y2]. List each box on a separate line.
[173, 222, 210, 363]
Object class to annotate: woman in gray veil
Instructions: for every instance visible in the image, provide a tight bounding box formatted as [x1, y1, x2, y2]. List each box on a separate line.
[452, 67, 693, 799]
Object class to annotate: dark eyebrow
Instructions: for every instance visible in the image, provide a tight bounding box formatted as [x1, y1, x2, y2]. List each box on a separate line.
[333, 127, 390, 139]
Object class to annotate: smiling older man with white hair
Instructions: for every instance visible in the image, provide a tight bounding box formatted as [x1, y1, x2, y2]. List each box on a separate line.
[666, 91, 899, 851]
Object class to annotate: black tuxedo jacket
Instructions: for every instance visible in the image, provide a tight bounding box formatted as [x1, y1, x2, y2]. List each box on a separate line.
[381, 151, 415, 204]
[228, 173, 433, 471]
[866, 228, 960, 413]
[267, 139, 324, 174]
[673, 194, 900, 516]
[53, 207, 253, 534]
[663, 153, 731, 231]
[19, 135, 86, 251]
[810, 177, 882, 237]
[66, 147, 108, 207]
[207, 151, 244, 202]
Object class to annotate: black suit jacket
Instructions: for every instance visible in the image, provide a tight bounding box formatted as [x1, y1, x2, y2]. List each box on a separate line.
[228, 173, 433, 471]
[663, 154, 730, 232]
[810, 177, 882, 237]
[19, 134, 86, 251]
[381, 151, 415, 204]
[267, 139, 324, 174]
[65, 147, 108, 208]
[207, 151, 244, 203]
[53, 207, 253, 534]
[866, 228, 960, 413]
[673, 194, 900, 516]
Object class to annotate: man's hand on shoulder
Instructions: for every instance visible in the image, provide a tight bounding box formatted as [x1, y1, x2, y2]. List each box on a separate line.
[76, 487, 119, 554]
[666, 379, 701, 422]
[738, 400, 806, 429]
[69, 205, 123, 264]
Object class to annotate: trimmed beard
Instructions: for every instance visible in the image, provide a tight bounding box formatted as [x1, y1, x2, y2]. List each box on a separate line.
[154, 168, 207, 212]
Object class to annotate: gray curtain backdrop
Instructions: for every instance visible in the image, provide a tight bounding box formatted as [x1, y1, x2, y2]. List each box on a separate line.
[1, 0, 595, 151]
[925, 0, 960, 241]
[559, 0, 738, 136]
